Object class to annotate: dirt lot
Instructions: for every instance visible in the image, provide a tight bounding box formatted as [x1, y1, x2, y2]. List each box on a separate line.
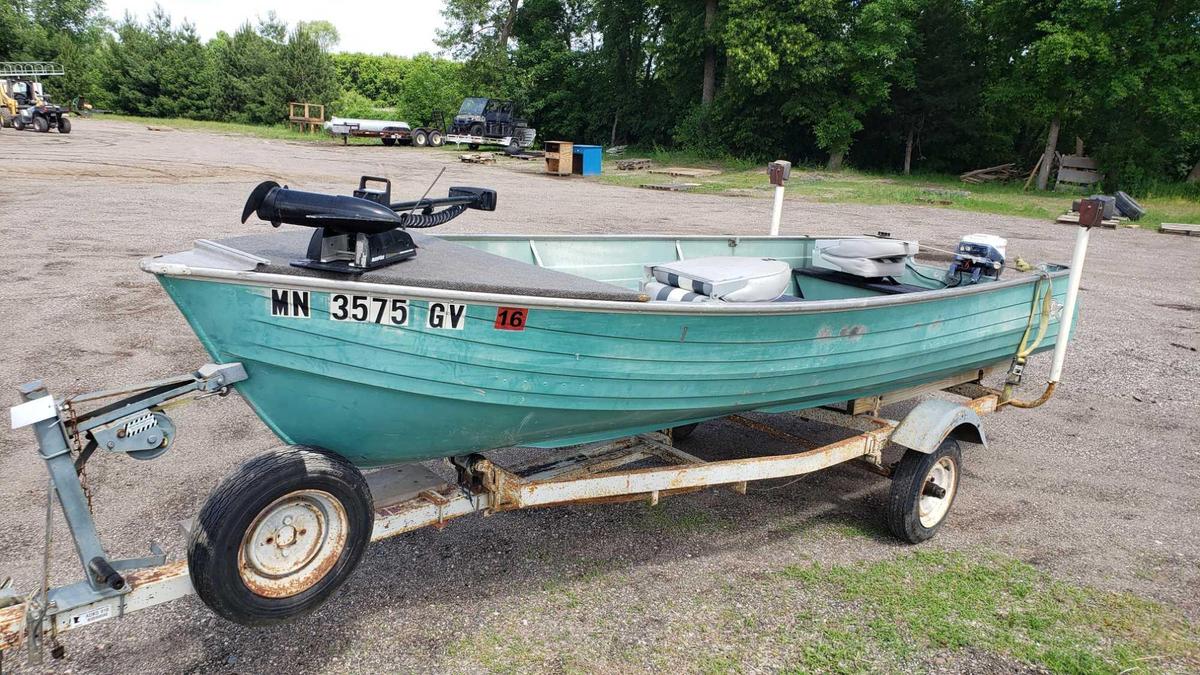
[1, 119, 1197, 673]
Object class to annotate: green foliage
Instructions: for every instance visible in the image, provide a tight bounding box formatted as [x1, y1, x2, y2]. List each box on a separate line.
[5, 0, 1199, 193]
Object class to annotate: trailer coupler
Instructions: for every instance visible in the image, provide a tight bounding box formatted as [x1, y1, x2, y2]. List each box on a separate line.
[6, 363, 246, 663]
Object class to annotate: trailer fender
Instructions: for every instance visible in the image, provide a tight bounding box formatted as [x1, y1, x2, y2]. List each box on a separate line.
[891, 399, 986, 454]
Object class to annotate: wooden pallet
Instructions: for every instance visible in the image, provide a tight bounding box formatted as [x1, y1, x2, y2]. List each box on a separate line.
[1161, 222, 1200, 236]
[640, 182, 702, 192]
[460, 152, 496, 164]
[617, 158, 652, 171]
[1056, 212, 1121, 228]
[647, 167, 720, 178]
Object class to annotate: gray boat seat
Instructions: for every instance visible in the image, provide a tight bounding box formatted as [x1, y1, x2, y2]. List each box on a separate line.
[643, 256, 792, 302]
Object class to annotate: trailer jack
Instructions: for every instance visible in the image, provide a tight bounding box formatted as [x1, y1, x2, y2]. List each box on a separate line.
[5, 363, 246, 664]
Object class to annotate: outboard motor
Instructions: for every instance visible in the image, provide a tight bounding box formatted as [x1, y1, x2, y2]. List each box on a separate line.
[947, 234, 1006, 283]
[241, 176, 496, 274]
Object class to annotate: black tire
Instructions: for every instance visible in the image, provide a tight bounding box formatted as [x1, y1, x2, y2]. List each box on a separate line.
[506, 139, 521, 155]
[412, 129, 428, 147]
[1114, 191, 1145, 221]
[12, 117, 24, 131]
[468, 143, 480, 151]
[671, 423, 699, 441]
[33, 115, 49, 132]
[58, 116, 71, 134]
[381, 137, 396, 146]
[468, 122, 484, 137]
[188, 445, 374, 626]
[886, 438, 962, 544]
[428, 130, 444, 147]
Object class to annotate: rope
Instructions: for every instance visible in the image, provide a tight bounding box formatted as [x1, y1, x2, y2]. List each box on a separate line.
[1002, 273, 1059, 408]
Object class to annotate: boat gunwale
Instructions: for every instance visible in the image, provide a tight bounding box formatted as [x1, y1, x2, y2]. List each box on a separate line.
[141, 233, 1070, 315]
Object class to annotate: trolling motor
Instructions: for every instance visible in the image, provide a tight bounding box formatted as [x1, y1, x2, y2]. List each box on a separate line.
[241, 176, 497, 274]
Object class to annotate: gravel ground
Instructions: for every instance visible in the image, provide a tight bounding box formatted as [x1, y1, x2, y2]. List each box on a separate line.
[0, 119, 1197, 673]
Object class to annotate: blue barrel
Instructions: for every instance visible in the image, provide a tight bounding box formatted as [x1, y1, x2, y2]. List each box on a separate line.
[572, 145, 603, 176]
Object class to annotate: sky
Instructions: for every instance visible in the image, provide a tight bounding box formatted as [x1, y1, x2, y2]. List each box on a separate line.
[102, 0, 446, 56]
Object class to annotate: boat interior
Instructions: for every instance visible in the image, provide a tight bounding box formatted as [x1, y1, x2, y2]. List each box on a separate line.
[204, 229, 1006, 306]
[172, 179, 1024, 307]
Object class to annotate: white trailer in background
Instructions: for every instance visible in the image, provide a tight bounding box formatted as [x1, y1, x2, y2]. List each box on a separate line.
[324, 117, 445, 147]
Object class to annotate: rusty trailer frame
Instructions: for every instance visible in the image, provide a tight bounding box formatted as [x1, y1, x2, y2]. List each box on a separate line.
[1, 366, 999, 664]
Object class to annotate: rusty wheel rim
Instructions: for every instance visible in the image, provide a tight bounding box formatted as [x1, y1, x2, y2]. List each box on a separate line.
[238, 490, 348, 598]
[918, 457, 956, 528]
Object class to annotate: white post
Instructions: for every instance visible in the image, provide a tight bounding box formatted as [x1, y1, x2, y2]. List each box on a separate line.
[1048, 225, 1092, 383]
[770, 184, 784, 236]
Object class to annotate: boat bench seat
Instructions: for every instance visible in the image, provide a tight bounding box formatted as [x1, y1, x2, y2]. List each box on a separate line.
[643, 256, 792, 303]
[793, 267, 928, 296]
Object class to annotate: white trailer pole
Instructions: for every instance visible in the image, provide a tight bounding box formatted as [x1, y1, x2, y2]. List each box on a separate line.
[1048, 224, 1092, 383]
[770, 184, 784, 236]
[767, 160, 790, 236]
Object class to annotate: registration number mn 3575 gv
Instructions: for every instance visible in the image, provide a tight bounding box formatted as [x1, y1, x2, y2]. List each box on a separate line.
[267, 288, 522, 332]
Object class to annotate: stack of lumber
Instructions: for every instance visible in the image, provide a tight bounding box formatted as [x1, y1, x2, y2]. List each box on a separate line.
[640, 182, 701, 192]
[617, 158, 652, 171]
[959, 163, 1021, 184]
[460, 152, 496, 165]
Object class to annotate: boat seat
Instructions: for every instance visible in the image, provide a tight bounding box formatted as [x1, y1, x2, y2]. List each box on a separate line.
[645, 256, 792, 302]
[793, 267, 928, 296]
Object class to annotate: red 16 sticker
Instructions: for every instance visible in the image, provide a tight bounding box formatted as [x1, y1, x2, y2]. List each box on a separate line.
[494, 307, 528, 331]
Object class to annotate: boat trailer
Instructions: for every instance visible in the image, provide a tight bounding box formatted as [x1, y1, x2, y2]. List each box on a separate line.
[3, 360, 1002, 665]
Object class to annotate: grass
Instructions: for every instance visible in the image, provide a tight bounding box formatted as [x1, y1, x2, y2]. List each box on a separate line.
[775, 550, 1200, 674]
[442, 549, 1198, 674]
[600, 154, 1200, 232]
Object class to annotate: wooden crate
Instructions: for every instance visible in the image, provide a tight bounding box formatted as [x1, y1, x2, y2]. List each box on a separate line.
[1054, 154, 1103, 190]
[544, 141, 574, 176]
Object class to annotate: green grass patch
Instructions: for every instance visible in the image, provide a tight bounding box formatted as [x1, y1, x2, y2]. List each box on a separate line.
[776, 550, 1200, 674]
[601, 158, 1200, 231]
[636, 502, 728, 534]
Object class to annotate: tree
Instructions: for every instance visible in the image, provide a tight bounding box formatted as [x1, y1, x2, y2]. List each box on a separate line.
[700, 0, 717, 105]
[297, 20, 339, 52]
[724, 0, 916, 169]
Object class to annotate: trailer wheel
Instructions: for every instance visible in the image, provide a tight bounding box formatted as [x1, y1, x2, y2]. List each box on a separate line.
[33, 116, 49, 132]
[381, 137, 396, 147]
[428, 130, 444, 147]
[412, 129, 428, 147]
[188, 445, 373, 626]
[58, 116, 71, 134]
[886, 439, 961, 544]
[468, 143, 480, 151]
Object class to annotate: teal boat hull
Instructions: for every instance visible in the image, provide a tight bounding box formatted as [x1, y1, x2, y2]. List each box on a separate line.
[152, 240, 1071, 467]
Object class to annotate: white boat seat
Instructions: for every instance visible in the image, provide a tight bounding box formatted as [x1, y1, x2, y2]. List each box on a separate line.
[813, 238, 918, 278]
[645, 257, 792, 302]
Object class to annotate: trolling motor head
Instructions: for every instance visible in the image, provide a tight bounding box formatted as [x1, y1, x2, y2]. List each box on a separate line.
[240, 176, 497, 274]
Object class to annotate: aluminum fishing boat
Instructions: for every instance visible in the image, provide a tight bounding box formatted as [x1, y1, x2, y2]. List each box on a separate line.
[141, 177, 1073, 468]
[5, 176, 1098, 641]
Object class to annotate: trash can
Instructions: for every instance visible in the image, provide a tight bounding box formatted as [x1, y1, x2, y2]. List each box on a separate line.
[572, 145, 603, 176]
